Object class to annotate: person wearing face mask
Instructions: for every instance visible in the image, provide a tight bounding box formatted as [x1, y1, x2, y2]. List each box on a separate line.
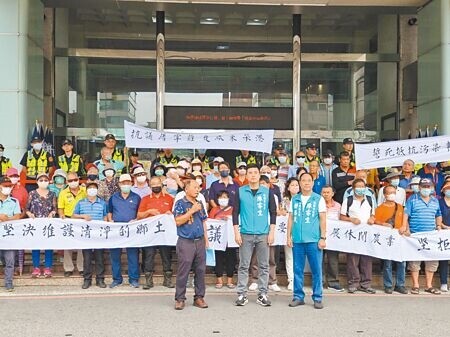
[97, 164, 120, 203]
[319, 150, 338, 186]
[85, 166, 99, 185]
[402, 178, 443, 295]
[193, 171, 209, 208]
[72, 182, 108, 289]
[158, 148, 180, 167]
[195, 149, 210, 173]
[128, 149, 143, 174]
[275, 151, 290, 187]
[25, 172, 57, 278]
[191, 158, 204, 175]
[6, 168, 28, 214]
[0, 176, 22, 291]
[137, 176, 175, 289]
[209, 162, 239, 209]
[0, 144, 12, 177]
[48, 169, 67, 198]
[233, 162, 249, 187]
[288, 151, 307, 179]
[20, 136, 55, 192]
[438, 183, 450, 292]
[151, 163, 167, 181]
[57, 139, 85, 177]
[407, 176, 421, 200]
[94, 147, 124, 180]
[340, 178, 376, 294]
[131, 166, 151, 198]
[259, 165, 282, 205]
[108, 174, 142, 288]
[235, 150, 258, 168]
[418, 162, 445, 195]
[377, 169, 406, 206]
[342, 170, 376, 208]
[268, 144, 289, 167]
[205, 157, 223, 189]
[209, 190, 237, 289]
[374, 185, 407, 294]
[58, 172, 86, 277]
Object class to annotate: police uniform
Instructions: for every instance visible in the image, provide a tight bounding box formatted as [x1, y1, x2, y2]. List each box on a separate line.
[158, 155, 179, 167]
[20, 149, 54, 179]
[58, 154, 84, 176]
[0, 156, 12, 177]
[235, 154, 257, 167]
[197, 155, 210, 171]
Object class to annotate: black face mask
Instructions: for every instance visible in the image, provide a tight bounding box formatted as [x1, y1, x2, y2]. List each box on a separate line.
[87, 175, 98, 181]
[151, 186, 162, 194]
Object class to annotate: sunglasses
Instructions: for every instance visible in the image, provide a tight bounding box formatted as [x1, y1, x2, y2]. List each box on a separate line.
[135, 173, 147, 177]
[67, 179, 79, 183]
[296, 156, 306, 159]
[38, 179, 49, 182]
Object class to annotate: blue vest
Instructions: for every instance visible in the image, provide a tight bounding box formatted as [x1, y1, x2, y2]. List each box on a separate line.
[239, 185, 270, 235]
[291, 192, 321, 243]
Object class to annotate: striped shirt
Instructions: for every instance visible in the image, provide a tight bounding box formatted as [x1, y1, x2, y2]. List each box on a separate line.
[405, 195, 441, 233]
[73, 197, 108, 221]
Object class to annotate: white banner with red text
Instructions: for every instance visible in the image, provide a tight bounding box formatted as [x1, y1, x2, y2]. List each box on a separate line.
[326, 220, 450, 262]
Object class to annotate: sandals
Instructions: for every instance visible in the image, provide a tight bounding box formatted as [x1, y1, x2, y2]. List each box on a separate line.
[226, 283, 236, 289]
[425, 287, 441, 295]
[411, 287, 419, 294]
[215, 283, 223, 289]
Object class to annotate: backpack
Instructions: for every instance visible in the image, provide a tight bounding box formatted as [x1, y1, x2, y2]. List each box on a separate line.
[346, 195, 373, 217]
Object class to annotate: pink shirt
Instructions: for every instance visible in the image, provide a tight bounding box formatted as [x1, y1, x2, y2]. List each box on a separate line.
[326, 200, 341, 220]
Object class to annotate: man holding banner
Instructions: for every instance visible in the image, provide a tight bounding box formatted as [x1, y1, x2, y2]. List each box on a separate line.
[287, 173, 327, 309]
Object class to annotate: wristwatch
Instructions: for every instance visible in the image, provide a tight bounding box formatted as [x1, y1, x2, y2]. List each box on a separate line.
[320, 236, 326, 240]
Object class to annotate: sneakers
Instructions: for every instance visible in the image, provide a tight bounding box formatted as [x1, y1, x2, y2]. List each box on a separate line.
[129, 281, 140, 288]
[384, 287, 393, 294]
[348, 287, 357, 294]
[109, 281, 122, 288]
[248, 282, 258, 291]
[268, 284, 281, 292]
[288, 299, 305, 307]
[235, 295, 249, 306]
[5, 285, 14, 292]
[31, 267, 41, 278]
[394, 286, 408, 294]
[327, 284, 344, 292]
[82, 280, 91, 289]
[358, 286, 376, 294]
[287, 282, 293, 291]
[441, 284, 448, 292]
[43, 268, 52, 278]
[256, 294, 271, 307]
[313, 301, 324, 309]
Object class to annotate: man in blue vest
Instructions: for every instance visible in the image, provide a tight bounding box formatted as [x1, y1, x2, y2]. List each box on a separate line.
[233, 164, 277, 307]
[287, 172, 327, 309]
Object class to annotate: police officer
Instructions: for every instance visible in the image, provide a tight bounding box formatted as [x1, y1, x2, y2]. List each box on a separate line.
[235, 150, 258, 168]
[103, 134, 124, 174]
[335, 138, 355, 167]
[268, 144, 289, 166]
[57, 139, 85, 177]
[0, 144, 12, 177]
[128, 148, 143, 173]
[159, 148, 179, 167]
[20, 136, 55, 192]
[305, 143, 321, 167]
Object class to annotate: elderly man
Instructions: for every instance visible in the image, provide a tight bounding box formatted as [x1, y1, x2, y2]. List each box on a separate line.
[94, 147, 124, 180]
[288, 150, 307, 179]
[173, 179, 209, 310]
[378, 169, 406, 206]
[402, 178, 443, 295]
[58, 172, 86, 277]
[108, 174, 141, 288]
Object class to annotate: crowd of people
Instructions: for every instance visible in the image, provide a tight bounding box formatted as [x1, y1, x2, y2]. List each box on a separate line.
[0, 135, 449, 310]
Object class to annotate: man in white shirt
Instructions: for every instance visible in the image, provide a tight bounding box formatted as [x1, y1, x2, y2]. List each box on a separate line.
[377, 169, 406, 206]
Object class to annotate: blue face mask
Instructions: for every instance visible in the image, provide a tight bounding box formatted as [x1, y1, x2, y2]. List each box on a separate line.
[390, 178, 400, 187]
[354, 187, 366, 196]
[54, 176, 65, 185]
[420, 188, 432, 197]
[445, 190, 450, 198]
[120, 185, 131, 193]
[411, 185, 419, 193]
[220, 170, 229, 178]
[167, 187, 178, 196]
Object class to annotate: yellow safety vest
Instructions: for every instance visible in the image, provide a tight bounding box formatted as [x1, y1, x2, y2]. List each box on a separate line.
[159, 156, 179, 166]
[26, 150, 49, 178]
[198, 157, 210, 171]
[113, 148, 123, 162]
[235, 155, 257, 167]
[58, 154, 81, 173]
[0, 157, 12, 176]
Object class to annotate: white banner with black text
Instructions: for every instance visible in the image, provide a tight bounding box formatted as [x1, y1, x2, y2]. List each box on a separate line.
[124, 120, 274, 153]
[354, 135, 450, 169]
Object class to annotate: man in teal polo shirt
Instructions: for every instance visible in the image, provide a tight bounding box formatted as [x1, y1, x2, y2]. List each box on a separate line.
[0, 176, 22, 291]
[287, 172, 327, 309]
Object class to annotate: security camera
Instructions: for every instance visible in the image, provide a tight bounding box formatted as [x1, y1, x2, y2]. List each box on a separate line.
[408, 18, 417, 26]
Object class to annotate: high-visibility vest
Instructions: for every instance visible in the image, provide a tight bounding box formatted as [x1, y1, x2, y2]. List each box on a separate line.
[58, 154, 81, 173]
[235, 155, 257, 167]
[0, 157, 12, 176]
[159, 156, 179, 166]
[26, 150, 49, 178]
[112, 148, 123, 162]
[198, 156, 210, 171]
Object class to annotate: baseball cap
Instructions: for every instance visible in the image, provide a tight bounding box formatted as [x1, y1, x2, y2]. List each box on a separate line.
[6, 168, 19, 177]
[274, 144, 284, 151]
[36, 172, 49, 181]
[213, 157, 224, 163]
[343, 138, 354, 144]
[419, 178, 433, 187]
[62, 139, 72, 146]
[0, 176, 12, 185]
[31, 136, 42, 143]
[237, 162, 247, 169]
[102, 163, 116, 174]
[104, 134, 116, 141]
[119, 174, 132, 182]
[306, 143, 317, 149]
[408, 176, 421, 186]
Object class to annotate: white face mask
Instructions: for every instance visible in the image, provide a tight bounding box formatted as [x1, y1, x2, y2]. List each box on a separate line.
[262, 173, 271, 179]
[9, 177, 19, 185]
[296, 157, 306, 165]
[176, 168, 185, 176]
[68, 181, 79, 189]
[37, 181, 49, 189]
[218, 198, 229, 207]
[238, 169, 246, 175]
[32, 143, 42, 151]
[87, 188, 98, 197]
[0, 151, 3, 157]
[385, 194, 396, 202]
[136, 176, 147, 183]
[104, 170, 115, 178]
[278, 156, 287, 164]
[390, 178, 400, 187]
[193, 166, 202, 172]
[1, 187, 12, 196]
[323, 157, 333, 165]
[270, 170, 278, 178]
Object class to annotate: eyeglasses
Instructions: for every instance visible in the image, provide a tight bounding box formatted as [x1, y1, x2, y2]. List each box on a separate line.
[135, 173, 147, 177]
[67, 179, 79, 183]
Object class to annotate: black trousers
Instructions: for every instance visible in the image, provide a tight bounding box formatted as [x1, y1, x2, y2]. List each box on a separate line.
[142, 246, 172, 273]
[215, 247, 237, 278]
[82, 249, 105, 281]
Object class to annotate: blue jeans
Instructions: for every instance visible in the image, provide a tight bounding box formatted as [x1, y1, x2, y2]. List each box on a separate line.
[110, 248, 140, 283]
[439, 260, 449, 285]
[0, 250, 15, 287]
[293, 242, 323, 302]
[32, 250, 53, 268]
[383, 260, 406, 288]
